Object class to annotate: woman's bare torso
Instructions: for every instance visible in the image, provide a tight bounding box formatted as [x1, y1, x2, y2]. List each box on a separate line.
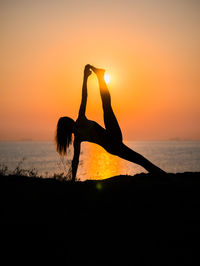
[74, 116, 123, 156]
[75, 117, 108, 146]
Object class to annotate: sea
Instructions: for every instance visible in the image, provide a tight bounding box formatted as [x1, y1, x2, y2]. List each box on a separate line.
[0, 141, 200, 181]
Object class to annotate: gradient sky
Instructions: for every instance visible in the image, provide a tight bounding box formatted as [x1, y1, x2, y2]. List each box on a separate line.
[1, 0, 199, 141]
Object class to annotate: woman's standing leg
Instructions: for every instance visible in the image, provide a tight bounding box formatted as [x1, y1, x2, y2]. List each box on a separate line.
[118, 143, 166, 174]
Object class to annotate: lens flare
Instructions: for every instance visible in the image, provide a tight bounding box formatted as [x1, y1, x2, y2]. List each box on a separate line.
[104, 73, 111, 84]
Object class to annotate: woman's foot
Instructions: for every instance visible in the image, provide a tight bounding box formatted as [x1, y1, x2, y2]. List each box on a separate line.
[90, 65, 105, 78]
[151, 166, 166, 175]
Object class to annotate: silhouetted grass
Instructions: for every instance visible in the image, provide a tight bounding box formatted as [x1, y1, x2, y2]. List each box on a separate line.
[0, 160, 68, 180]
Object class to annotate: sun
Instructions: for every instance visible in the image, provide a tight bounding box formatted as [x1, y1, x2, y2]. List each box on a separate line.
[104, 73, 111, 84]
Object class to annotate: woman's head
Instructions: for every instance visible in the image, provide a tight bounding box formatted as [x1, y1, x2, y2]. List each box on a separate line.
[56, 117, 75, 155]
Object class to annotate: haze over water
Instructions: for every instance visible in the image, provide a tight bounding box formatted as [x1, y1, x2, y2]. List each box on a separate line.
[0, 141, 199, 181]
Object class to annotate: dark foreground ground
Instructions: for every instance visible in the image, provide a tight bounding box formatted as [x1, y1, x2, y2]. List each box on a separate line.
[1, 172, 200, 265]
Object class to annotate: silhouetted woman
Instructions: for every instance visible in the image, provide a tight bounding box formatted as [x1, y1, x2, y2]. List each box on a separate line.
[56, 64, 165, 181]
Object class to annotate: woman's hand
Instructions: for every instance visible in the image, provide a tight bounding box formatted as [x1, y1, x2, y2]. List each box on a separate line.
[90, 65, 105, 78]
[84, 64, 92, 78]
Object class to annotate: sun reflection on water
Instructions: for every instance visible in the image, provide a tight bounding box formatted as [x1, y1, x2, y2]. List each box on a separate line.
[80, 142, 122, 180]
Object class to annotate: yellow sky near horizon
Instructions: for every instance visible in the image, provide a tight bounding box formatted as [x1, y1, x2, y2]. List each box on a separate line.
[0, 0, 200, 141]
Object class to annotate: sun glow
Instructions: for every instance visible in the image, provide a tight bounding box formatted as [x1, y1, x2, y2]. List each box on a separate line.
[104, 73, 111, 84]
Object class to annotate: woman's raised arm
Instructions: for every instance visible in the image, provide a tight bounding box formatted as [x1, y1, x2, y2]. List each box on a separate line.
[78, 65, 92, 118]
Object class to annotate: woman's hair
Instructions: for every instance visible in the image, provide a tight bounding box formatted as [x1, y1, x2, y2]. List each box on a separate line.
[56, 117, 75, 155]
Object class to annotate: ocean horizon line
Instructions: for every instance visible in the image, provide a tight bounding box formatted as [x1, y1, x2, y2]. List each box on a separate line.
[0, 139, 200, 142]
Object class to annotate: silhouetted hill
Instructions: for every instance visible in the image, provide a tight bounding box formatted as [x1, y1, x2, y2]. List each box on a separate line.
[1, 172, 200, 265]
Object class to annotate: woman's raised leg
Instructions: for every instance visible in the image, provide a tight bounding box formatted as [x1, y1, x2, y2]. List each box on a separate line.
[90, 65, 123, 142]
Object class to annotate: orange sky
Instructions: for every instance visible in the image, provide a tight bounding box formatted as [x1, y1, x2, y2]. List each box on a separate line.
[1, 0, 199, 141]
